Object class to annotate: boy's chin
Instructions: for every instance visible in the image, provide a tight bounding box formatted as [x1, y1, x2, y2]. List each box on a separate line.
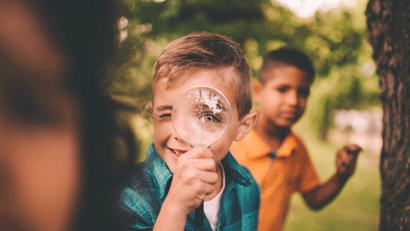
[282, 117, 300, 127]
[276, 122, 294, 130]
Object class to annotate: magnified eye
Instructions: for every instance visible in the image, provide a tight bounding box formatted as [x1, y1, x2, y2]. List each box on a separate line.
[199, 114, 220, 123]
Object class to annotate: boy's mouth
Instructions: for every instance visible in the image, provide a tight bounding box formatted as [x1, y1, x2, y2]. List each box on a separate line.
[282, 110, 298, 120]
[168, 148, 186, 160]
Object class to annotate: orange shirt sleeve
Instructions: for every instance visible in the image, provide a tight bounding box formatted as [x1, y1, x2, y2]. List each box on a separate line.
[293, 138, 320, 193]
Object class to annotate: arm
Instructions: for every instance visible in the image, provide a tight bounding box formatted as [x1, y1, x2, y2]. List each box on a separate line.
[153, 200, 189, 231]
[302, 144, 362, 210]
[153, 147, 218, 231]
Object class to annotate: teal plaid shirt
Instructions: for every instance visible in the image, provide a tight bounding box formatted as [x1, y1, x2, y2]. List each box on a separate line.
[115, 143, 260, 231]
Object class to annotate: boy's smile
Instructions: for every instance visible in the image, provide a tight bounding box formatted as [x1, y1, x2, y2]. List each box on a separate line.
[150, 68, 242, 172]
[254, 65, 312, 129]
[169, 147, 187, 160]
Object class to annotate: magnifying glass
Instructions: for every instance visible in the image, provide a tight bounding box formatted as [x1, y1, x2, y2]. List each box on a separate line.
[172, 85, 232, 226]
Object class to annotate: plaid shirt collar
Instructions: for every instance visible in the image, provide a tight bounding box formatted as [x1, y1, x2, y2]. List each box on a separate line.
[117, 142, 260, 230]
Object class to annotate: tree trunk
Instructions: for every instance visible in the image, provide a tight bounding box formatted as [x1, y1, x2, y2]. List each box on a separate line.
[366, 0, 410, 230]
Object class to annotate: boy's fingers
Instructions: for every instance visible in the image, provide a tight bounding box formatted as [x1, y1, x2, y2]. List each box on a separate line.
[198, 171, 218, 184]
[176, 159, 218, 180]
[336, 148, 358, 173]
[179, 158, 216, 173]
[345, 144, 362, 156]
[188, 172, 217, 197]
[177, 160, 216, 175]
[197, 181, 216, 197]
[336, 150, 360, 176]
[346, 152, 354, 163]
[338, 164, 346, 172]
[175, 168, 217, 188]
[193, 159, 217, 172]
[338, 150, 351, 163]
[184, 146, 213, 159]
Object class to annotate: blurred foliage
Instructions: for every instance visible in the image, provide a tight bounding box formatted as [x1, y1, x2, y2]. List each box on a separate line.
[103, 0, 380, 160]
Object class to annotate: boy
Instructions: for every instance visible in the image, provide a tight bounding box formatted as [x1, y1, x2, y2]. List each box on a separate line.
[115, 32, 260, 230]
[230, 47, 362, 231]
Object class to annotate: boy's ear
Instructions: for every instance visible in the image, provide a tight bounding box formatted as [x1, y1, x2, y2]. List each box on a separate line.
[252, 81, 263, 103]
[149, 101, 153, 115]
[234, 111, 258, 141]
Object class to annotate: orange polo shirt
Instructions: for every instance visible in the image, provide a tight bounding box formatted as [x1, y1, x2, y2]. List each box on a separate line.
[230, 129, 320, 231]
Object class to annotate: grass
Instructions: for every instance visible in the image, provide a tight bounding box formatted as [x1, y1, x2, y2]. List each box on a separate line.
[284, 121, 381, 231]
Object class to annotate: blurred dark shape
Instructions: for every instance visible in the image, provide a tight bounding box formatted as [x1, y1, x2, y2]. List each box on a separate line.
[0, 0, 138, 230]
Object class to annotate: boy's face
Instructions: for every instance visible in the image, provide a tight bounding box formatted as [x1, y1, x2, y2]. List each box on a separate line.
[254, 65, 312, 129]
[151, 68, 244, 172]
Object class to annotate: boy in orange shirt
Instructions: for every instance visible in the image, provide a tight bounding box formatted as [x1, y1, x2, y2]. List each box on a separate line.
[230, 46, 362, 231]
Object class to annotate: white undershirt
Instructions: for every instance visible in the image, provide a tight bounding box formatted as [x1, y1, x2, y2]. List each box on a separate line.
[203, 164, 225, 231]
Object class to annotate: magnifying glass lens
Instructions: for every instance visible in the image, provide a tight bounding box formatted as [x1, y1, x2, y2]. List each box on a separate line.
[172, 86, 231, 147]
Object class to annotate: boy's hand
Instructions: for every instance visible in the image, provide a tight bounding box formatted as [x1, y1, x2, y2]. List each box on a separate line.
[335, 144, 362, 179]
[165, 146, 218, 217]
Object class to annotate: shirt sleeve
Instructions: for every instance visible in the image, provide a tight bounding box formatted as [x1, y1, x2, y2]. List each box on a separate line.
[113, 170, 159, 231]
[296, 141, 320, 194]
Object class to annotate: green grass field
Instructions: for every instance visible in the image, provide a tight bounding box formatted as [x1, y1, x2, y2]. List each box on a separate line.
[284, 123, 381, 231]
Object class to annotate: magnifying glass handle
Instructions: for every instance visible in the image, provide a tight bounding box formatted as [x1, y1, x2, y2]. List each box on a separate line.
[195, 202, 204, 226]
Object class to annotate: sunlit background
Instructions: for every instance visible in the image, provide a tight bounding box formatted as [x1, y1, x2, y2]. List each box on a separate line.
[107, 0, 380, 230]
[278, 0, 358, 18]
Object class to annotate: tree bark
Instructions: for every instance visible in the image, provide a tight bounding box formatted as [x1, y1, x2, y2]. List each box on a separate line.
[366, 0, 410, 230]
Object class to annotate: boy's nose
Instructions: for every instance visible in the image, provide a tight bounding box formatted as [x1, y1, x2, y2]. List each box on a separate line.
[286, 91, 298, 106]
[171, 130, 192, 147]
[171, 130, 183, 141]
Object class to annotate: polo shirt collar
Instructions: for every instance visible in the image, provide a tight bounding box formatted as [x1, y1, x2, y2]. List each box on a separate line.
[277, 131, 298, 157]
[145, 143, 254, 201]
[246, 129, 297, 159]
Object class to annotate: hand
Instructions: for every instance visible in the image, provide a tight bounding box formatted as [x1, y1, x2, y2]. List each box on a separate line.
[165, 146, 218, 216]
[335, 144, 362, 179]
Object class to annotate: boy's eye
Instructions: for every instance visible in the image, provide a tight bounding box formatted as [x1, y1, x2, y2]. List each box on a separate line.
[199, 113, 221, 123]
[198, 113, 221, 123]
[277, 87, 289, 93]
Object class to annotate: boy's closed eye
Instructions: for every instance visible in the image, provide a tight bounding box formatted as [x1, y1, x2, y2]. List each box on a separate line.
[159, 113, 171, 118]
[155, 105, 173, 120]
[158, 111, 172, 121]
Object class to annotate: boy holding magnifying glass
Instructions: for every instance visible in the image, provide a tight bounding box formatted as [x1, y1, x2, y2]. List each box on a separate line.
[114, 32, 259, 230]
